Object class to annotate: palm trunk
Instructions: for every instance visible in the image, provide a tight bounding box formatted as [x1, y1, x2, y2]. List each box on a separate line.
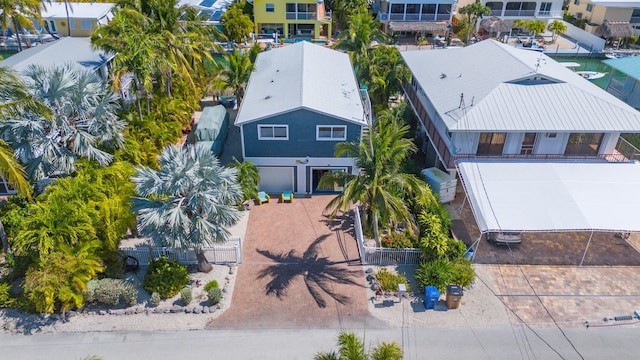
[0, 220, 9, 254]
[196, 248, 213, 273]
[373, 211, 381, 248]
[64, 0, 71, 37]
[12, 18, 23, 52]
[134, 77, 143, 121]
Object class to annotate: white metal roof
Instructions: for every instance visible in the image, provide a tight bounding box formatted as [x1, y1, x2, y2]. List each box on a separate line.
[42, 2, 114, 19]
[457, 160, 640, 233]
[235, 42, 366, 126]
[401, 40, 640, 132]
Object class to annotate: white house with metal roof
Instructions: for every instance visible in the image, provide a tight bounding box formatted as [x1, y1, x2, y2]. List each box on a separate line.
[235, 41, 368, 194]
[402, 39, 640, 247]
[37, 2, 115, 37]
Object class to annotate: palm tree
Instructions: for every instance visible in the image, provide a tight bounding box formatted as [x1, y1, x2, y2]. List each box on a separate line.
[217, 50, 255, 107]
[231, 157, 260, 203]
[0, 0, 45, 51]
[1, 64, 125, 181]
[334, 9, 387, 80]
[366, 46, 410, 107]
[131, 144, 243, 272]
[319, 106, 427, 247]
[314, 331, 403, 360]
[458, 2, 491, 44]
[548, 20, 568, 43]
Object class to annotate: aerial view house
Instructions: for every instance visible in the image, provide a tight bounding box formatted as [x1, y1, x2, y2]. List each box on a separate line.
[456, 0, 563, 34]
[401, 39, 640, 242]
[235, 41, 368, 194]
[179, 0, 234, 27]
[251, 0, 332, 40]
[567, 0, 640, 35]
[38, 2, 115, 37]
[604, 55, 640, 108]
[373, 0, 455, 38]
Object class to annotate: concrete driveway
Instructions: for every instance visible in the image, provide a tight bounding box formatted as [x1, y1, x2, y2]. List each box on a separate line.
[210, 195, 380, 329]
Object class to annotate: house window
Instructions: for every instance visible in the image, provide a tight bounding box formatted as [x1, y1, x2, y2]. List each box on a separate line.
[520, 133, 537, 155]
[80, 20, 93, 31]
[586, 4, 593, 12]
[575, 12, 583, 19]
[258, 125, 288, 140]
[564, 133, 603, 156]
[316, 126, 346, 141]
[573, 0, 580, 5]
[486, 2, 504, 16]
[477, 133, 506, 156]
[69, 20, 76, 30]
[539, 2, 552, 15]
[266, 3, 275, 12]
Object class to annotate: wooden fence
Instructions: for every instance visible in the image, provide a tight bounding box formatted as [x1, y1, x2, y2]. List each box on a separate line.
[120, 237, 242, 265]
[354, 207, 422, 266]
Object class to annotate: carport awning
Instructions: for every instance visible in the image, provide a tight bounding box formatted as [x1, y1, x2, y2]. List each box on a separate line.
[456, 160, 640, 233]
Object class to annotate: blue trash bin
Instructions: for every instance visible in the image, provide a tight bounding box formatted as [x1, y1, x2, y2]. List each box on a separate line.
[463, 246, 474, 261]
[424, 286, 439, 310]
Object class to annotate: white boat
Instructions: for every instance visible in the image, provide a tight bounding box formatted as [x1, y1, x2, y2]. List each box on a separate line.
[575, 71, 606, 80]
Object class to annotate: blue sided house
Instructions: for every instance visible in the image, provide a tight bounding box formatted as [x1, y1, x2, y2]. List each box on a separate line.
[235, 41, 369, 194]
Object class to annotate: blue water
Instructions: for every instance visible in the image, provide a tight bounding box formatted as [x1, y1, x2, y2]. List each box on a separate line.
[550, 56, 612, 89]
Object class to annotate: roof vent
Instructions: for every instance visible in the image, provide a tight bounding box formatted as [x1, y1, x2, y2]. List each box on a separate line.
[265, 95, 271, 100]
[440, 73, 447, 79]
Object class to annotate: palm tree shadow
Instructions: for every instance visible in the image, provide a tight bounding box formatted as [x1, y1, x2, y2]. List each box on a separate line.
[256, 234, 363, 308]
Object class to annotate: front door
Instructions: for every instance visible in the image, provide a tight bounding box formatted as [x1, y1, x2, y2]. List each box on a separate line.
[311, 168, 345, 193]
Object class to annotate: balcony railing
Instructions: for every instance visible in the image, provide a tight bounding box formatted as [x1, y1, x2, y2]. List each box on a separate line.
[631, 16, 640, 24]
[503, 10, 535, 16]
[378, 12, 451, 21]
[286, 12, 317, 20]
[537, 10, 563, 18]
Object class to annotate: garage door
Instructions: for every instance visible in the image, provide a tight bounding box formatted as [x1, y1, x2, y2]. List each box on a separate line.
[258, 167, 294, 193]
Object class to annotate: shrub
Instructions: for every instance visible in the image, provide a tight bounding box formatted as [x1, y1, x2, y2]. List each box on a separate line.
[381, 231, 417, 249]
[415, 258, 454, 293]
[0, 282, 14, 308]
[451, 258, 476, 288]
[180, 288, 192, 305]
[101, 251, 125, 279]
[150, 292, 161, 307]
[445, 238, 467, 260]
[84, 278, 138, 307]
[208, 288, 222, 305]
[375, 268, 411, 292]
[204, 280, 219, 292]
[143, 256, 189, 299]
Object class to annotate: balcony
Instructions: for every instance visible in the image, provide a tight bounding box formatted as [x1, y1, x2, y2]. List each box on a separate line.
[286, 12, 317, 20]
[631, 16, 640, 24]
[503, 10, 535, 16]
[537, 10, 563, 18]
[378, 12, 451, 21]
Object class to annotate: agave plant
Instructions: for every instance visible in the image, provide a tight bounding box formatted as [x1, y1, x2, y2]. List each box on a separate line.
[0, 64, 125, 181]
[131, 144, 242, 272]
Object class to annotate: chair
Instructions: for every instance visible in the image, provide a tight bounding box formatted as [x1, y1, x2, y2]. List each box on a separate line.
[257, 191, 270, 204]
[281, 191, 293, 203]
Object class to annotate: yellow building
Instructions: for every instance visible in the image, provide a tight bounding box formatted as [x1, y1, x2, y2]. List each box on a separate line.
[252, 0, 332, 40]
[40, 2, 114, 37]
[567, 0, 640, 33]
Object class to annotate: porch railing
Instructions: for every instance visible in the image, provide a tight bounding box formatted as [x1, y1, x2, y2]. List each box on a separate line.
[120, 237, 243, 265]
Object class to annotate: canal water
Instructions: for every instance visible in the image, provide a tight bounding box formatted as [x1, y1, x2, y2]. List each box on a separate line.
[550, 55, 613, 89]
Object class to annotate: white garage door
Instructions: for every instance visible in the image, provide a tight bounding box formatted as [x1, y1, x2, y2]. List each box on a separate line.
[258, 167, 294, 193]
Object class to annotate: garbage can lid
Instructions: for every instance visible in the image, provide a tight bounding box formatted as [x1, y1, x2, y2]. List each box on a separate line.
[425, 286, 440, 297]
[447, 284, 463, 296]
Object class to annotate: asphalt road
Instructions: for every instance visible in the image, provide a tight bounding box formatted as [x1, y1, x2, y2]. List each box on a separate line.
[1, 325, 637, 360]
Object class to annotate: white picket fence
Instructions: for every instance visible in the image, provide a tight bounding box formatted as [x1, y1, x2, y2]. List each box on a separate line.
[354, 207, 423, 266]
[120, 237, 243, 265]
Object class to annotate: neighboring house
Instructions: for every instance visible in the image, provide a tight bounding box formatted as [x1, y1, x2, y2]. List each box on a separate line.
[0, 37, 114, 81]
[604, 55, 640, 108]
[37, 2, 115, 37]
[251, 0, 332, 40]
[455, 0, 563, 32]
[567, 0, 640, 34]
[401, 39, 640, 173]
[235, 41, 368, 194]
[179, 0, 234, 28]
[373, 0, 455, 37]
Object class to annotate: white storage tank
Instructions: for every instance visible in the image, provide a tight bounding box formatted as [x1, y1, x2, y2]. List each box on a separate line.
[421, 167, 457, 203]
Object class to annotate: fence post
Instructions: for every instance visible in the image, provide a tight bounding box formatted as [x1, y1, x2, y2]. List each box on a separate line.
[234, 245, 241, 264]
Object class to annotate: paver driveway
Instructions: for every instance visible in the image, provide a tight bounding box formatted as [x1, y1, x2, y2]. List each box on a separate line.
[210, 195, 380, 329]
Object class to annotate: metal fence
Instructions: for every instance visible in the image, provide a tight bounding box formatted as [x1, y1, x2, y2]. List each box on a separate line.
[120, 237, 242, 266]
[354, 207, 423, 266]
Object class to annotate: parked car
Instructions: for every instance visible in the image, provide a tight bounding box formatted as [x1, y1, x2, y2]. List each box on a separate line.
[486, 231, 523, 246]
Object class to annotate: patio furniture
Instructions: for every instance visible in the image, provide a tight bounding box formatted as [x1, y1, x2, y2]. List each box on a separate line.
[281, 191, 293, 203]
[257, 191, 270, 204]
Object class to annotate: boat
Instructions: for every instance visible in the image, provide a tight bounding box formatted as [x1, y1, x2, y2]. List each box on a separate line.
[575, 71, 607, 80]
[560, 62, 581, 69]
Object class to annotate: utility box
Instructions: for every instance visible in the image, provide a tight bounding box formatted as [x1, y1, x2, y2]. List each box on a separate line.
[424, 286, 439, 310]
[398, 284, 407, 301]
[421, 168, 457, 203]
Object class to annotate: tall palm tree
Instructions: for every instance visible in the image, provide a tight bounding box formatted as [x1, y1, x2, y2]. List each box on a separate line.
[0, 0, 46, 51]
[217, 50, 255, 107]
[319, 107, 427, 246]
[366, 46, 410, 107]
[0, 64, 125, 181]
[131, 144, 243, 272]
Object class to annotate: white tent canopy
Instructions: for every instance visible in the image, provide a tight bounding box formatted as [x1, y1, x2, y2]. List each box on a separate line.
[457, 160, 640, 234]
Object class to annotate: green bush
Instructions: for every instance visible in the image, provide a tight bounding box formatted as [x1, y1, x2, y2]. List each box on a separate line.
[203, 280, 219, 292]
[101, 251, 125, 279]
[415, 258, 454, 293]
[381, 231, 417, 249]
[445, 238, 467, 260]
[451, 258, 476, 288]
[180, 288, 192, 305]
[208, 288, 222, 305]
[150, 292, 161, 307]
[0, 282, 14, 308]
[376, 268, 411, 292]
[143, 257, 190, 299]
[84, 278, 138, 307]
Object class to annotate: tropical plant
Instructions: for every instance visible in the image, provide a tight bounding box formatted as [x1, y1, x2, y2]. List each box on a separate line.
[220, 0, 253, 43]
[0, 64, 125, 181]
[208, 287, 222, 305]
[314, 331, 403, 360]
[0, 0, 46, 51]
[231, 157, 260, 202]
[458, 2, 491, 43]
[0, 282, 13, 308]
[216, 50, 255, 107]
[180, 287, 192, 305]
[132, 144, 243, 272]
[415, 258, 454, 293]
[365, 46, 410, 107]
[375, 268, 410, 292]
[547, 20, 568, 43]
[142, 256, 190, 298]
[320, 106, 427, 246]
[84, 278, 138, 307]
[451, 258, 476, 287]
[334, 9, 387, 80]
[325, 0, 370, 31]
[204, 279, 219, 292]
[150, 291, 161, 307]
[514, 19, 546, 38]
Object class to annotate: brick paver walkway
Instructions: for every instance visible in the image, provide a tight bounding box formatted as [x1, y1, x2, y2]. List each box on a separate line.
[209, 195, 379, 329]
